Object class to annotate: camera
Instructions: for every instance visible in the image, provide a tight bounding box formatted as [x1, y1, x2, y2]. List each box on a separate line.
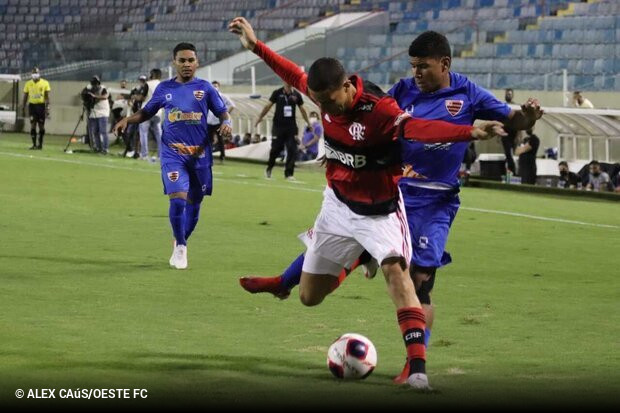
[80, 76, 101, 110]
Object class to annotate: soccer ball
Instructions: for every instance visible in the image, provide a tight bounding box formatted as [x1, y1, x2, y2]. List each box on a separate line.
[326, 333, 377, 379]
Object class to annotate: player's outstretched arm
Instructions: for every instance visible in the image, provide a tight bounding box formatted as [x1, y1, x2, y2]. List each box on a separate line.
[229, 17, 308, 95]
[504, 98, 544, 130]
[471, 120, 507, 140]
[113, 110, 149, 136]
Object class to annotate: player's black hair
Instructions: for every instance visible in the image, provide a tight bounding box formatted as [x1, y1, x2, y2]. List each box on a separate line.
[558, 161, 568, 167]
[307, 58, 346, 92]
[408, 31, 451, 59]
[173, 42, 197, 58]
[590, 160, 600, 166]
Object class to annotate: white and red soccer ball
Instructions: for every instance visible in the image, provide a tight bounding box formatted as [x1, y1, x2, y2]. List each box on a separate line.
[326, 333, 377, 380]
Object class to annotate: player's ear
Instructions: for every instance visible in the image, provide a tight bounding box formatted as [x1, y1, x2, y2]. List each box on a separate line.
[441, 56, 451, 71]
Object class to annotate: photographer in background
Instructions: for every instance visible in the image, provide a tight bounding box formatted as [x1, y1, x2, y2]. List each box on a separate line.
[84, 76, 110, 154]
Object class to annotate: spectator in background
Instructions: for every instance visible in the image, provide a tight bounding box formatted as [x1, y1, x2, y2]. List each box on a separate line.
[252, 133, 261, 144]
[241, 132, 251, 146]
[139, 69, 163, 160]
[111, 79, 131, 143]
[255, 82, 310, 180]
[584, 160, 611, 192]
[87, 75, 110, 154]
[572, 91, 594, 109]
[298, 110, 322, 161]
[207, 80, 236, 163]
[557, 161, 581, 189]
[613, 172, 620, 194]
[515, 128, 539, 185]
[502, 88, 518, 175]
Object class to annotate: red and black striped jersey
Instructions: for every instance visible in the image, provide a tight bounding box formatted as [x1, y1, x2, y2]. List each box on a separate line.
[254, 41, 474, 215]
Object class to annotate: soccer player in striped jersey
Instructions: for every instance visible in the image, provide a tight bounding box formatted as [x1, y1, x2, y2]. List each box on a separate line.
[230, 17, 506, 390]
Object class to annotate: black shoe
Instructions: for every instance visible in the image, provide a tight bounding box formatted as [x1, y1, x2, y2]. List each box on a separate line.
[29, 145, 37, 150]
[265, 168, 272, 179]
[36, 145, 42, 150]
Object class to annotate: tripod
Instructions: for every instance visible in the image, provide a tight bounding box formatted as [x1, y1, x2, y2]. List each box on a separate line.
[64, 106, 92, 153]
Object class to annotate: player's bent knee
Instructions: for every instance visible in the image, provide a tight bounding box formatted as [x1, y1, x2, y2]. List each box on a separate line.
[381, 256, 408, 273]
[169, 192, 188, 200]
[299, 290, 324, 307]
[411, 266, 437, 305]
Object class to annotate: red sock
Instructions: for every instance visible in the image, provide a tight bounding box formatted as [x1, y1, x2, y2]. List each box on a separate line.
[331, 257, 361, 289]
[397, 307, 426, 373]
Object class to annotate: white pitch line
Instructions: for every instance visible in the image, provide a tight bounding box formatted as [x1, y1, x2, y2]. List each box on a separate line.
[460, 207, 619, 229]
[1, 150, 617, 229]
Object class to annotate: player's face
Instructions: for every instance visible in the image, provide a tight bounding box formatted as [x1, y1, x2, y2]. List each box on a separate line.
[409, 56, 449, 93]
[173, 50, 198, 80]
[309, 80, 351, 116]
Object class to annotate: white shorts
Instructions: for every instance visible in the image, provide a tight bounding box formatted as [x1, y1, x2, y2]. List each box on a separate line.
[299, 186, 411, 276]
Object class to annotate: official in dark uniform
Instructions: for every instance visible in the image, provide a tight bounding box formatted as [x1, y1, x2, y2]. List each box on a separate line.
[255, 82, 310, 180]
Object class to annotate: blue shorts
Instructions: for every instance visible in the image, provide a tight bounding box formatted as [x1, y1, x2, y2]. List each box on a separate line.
[401, 185, 460, 269]
[161, 155, 213, 203]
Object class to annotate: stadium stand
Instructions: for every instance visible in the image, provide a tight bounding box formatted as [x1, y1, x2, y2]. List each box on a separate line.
[1, 0, 617, 90]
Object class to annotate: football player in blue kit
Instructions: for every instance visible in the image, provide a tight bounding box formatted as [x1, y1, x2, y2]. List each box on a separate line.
[114, 43, 232, 269]
[240, 31, 543, 381]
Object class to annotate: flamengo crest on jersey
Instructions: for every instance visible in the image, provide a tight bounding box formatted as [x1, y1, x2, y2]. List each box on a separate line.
[348, 122, 366, 141]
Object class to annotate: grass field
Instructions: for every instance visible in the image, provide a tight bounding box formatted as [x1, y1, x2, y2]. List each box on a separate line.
[0, 133, 618, 410]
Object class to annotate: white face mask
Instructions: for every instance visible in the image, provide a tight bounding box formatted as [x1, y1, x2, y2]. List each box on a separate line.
[31, 73, 40, 80]
[309, 117, 318, 123]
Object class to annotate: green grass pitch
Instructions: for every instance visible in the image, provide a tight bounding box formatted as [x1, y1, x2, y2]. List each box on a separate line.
[0, 133, 618, 410]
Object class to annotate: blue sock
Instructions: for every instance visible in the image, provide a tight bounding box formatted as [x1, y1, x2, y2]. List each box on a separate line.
[169, 198, 187, 246]
[424, 328, 431, 348]
[184, 202, 201, 240]
[280, 253, 305, 290]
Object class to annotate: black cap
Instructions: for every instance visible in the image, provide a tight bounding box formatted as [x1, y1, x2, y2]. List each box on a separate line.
[91, 75, 101, 83]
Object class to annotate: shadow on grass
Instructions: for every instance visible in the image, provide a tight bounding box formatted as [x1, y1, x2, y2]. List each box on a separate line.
[0, 254, 160, 270]
[25, 351, 397, 388]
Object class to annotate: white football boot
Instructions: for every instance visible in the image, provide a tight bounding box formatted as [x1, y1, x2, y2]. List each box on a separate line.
[169, 240, 176, 267]
[361, 257, 379, 279]
[173, 244, 188, 269]
[407, 373, 433, 392]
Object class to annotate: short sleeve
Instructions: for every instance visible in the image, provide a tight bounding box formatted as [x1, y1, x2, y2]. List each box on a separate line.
[141, 83, 165, 117]
[269, 89, 278, 103]
[469, 81, 511, 121]
[296, 91, 304, 106]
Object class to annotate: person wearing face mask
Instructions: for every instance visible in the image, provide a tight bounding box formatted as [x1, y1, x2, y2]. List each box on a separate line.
[501, 88, 519, 175]
[557, 161, 581, 189]
[515, 128, 540, 185]
[255, 82, 311, 180]
[22, 67, 51, 150]
[298, 110, 322, 161]
[585, 160, 612, 192]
